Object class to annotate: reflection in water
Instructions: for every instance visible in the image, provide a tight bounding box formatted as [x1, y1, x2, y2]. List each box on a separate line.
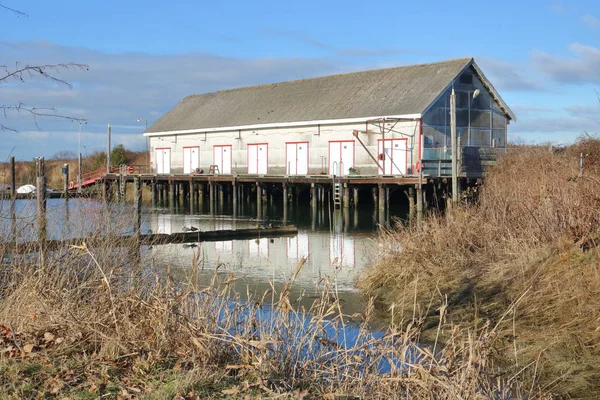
[0, 196, 407, 318]
[145, 212, 372, 294]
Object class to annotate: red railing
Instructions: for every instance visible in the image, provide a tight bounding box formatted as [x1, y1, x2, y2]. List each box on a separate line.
[69, 165, 152, 190]
[68, 167, 118, 190]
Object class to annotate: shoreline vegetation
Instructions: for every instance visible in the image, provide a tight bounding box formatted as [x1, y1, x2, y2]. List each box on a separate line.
[0, 146, 146, 192]
[359, 138, 600, 398]
[0, 205, 547, 398]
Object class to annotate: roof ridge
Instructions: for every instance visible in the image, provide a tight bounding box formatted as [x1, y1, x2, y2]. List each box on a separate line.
[185, 57, 474, 98]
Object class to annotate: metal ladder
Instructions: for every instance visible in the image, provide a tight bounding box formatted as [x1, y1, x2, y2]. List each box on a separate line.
[119, 165, 127, 199]
[332, 161, 343, 209]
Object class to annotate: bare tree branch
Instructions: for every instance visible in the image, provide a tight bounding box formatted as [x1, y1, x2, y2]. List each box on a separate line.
[1, 63, 89, 89]
[1, 63, 89, 131]
[0, 103, 87, 131]
[0, 3, 27, 17]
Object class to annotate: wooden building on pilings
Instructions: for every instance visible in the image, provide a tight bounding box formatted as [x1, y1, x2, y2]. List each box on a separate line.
[112, 58, 516, 219]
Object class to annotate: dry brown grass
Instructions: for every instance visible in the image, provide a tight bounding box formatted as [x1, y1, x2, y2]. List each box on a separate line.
[0, 202, 547, 398]
[359, 138, 600, 398]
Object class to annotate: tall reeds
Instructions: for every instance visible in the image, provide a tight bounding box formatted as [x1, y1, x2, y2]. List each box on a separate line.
[0, 199, 545, 398]
[359, 139, 600, 398]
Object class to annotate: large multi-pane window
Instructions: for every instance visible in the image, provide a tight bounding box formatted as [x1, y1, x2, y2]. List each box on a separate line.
[422, 69, 508, 150]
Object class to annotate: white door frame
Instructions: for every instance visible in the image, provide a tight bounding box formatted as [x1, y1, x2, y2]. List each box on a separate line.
[156, 148, 171, 174]
[285, 141, 309, 175]
[378, 138, 408, 175]
[183, 146, 199, 174]
[213, 145, 232, 174]
[328, 140, 354, 176]
[247, 143, 268, 174]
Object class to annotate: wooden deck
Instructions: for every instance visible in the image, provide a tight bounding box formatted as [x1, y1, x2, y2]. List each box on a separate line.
[101, 173, 423, 186]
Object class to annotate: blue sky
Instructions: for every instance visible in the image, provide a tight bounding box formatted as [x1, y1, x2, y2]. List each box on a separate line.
[1, 0, 599, 160]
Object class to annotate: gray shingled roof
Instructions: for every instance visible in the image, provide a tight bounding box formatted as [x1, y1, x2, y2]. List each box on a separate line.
[147, 58, 476, 134]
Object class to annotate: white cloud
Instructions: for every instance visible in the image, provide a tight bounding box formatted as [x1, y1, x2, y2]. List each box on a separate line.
[1, 41, 348, 159]
[531, 43, 600, 84]
[582, 13, 600, 29]
[477, 57, 548, 92]
[549, 1, 568, 14]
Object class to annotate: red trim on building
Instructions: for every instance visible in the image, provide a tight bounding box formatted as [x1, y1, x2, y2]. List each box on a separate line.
[377, 138, 409, 174]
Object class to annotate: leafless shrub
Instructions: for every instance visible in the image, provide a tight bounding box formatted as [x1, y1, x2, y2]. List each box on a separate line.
[359, 139, 600, 397]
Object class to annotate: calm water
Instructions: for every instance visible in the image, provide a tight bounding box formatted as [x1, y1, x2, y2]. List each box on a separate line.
[0, 196, 408, 317]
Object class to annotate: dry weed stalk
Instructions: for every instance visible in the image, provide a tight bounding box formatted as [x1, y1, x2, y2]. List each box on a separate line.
[0, 196, 547, 398]
[359, 139, 600, 398]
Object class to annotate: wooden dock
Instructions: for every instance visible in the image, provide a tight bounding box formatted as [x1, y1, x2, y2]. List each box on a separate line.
[5, 226, 298, 253]
[80, 171, 451, 225]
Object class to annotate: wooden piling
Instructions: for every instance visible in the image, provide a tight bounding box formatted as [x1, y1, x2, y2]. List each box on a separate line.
[151, 179, 158, 205]
[256, 183, 263, 219]
[232, 183, 238, 217]
[416, 185, 423, 221]
[36, 158, 47, 242]
[353, 186, 359, 208]
[209, 183, 215, 214]
[169, 182, 176, 206]
[198, 184, 204, 209]
[183, 181, 189, 199]
[9, 156, 16, 201]
[343, 184, 350, 210]
[191, 183, 198, 202]
[62, 163, 69, 200]
[408, 186, 415, 222]
[218, 184, 224, 209]
[378, 184, 385, 225]
[133, 177, 142, 237]
[283, 183, 289, 224]
[256, 183, 262, 207]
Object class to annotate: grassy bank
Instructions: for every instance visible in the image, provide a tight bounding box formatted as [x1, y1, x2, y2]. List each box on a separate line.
[359, 139, 600, 398]
[0, 206, 547, 398]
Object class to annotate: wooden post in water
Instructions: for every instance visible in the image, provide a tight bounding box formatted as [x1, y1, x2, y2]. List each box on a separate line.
[353, 187, 359, 208]
[169, 182, 176, 207]
[232, 182, 238, 217]
[320, 186, 325, 206]
[408, 186, 415, 222]
[10, 156, 16, 201]
[133, 176, 142, 237]
[310, 183, 316, 209]
[9, 158, 16, 242]
[151, 179, 157, 205]
[256, 183, 263, 220]
[416, 185, 423, 221]
[209, 183, 215, 214]
[371, 187, 378, 207]
[36, 157, 47, 242]
[62, 163, 69, 200]
[378, 184, 385, 226]
[183, 181, 190, 200]
[198, 183, 204, 210]
[343, 184, 350, 210]
[344, 205, 350, 233]
[218, 184, 224, 209]
[282, 183, 288, 225]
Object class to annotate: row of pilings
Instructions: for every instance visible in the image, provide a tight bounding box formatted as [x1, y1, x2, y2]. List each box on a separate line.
[101, 176, 454, 226]
[3, 155, 456, 244]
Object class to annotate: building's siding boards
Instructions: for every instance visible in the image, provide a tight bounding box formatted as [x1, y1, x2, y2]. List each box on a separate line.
[149, 120, 419, 175]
